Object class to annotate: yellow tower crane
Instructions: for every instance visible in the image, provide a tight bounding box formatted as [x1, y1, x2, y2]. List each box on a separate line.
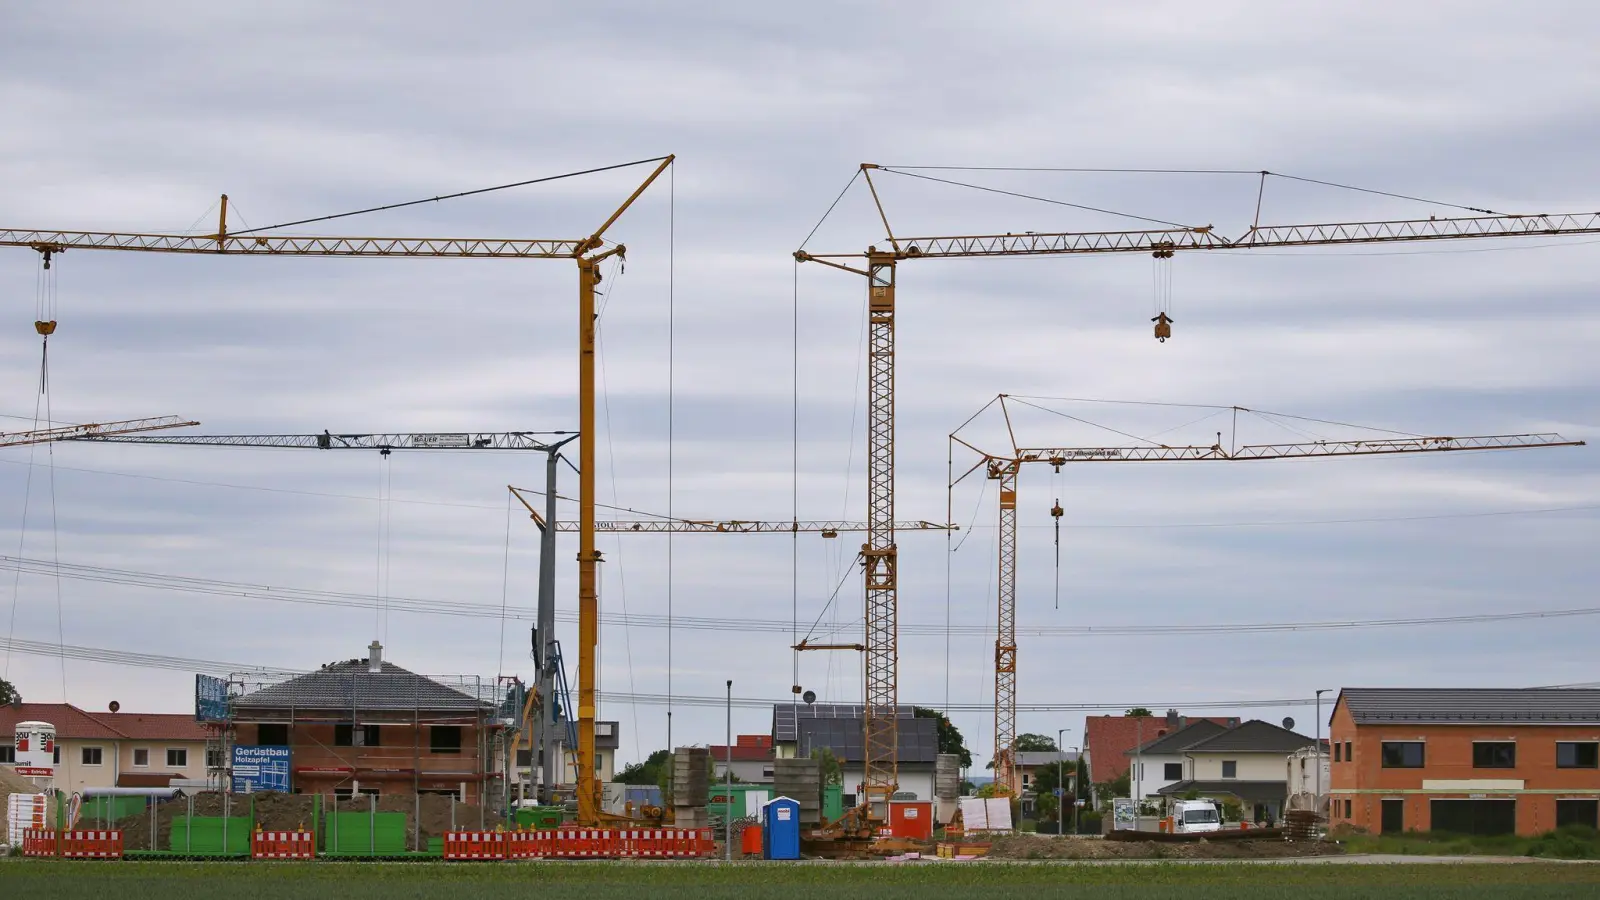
[795, 162, 1600, 815]
[951, 394, 1585, 794]
[1, 156, 674, 825]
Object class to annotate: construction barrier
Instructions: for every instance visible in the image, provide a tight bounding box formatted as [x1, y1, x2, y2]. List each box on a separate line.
[251, 830, 315, 860]
[443, 830, 506, 861]
[21, 829, 123, 858]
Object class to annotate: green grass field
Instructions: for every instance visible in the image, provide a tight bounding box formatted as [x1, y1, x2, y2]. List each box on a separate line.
[4, 860, 1599, 899]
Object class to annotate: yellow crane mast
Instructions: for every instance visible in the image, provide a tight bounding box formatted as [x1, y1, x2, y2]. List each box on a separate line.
[1, 156, 674, 825]
[796, 162, 1600, 814]
[952, 395, 1585, 793]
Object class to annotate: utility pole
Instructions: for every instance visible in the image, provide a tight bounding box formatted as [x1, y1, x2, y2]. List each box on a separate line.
[725, 679, 733, 861]
[1315, 689, 1331, 811]
[1056, 727, 1069, 837]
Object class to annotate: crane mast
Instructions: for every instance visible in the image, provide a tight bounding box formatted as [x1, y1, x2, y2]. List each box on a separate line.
[798, 162, 1600, 806]
[954, 402, 1585, 794]
[3, 155, 673, 826]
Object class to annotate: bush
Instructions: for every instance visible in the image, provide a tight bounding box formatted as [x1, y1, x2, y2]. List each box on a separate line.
[1077, 812, 1103, 835]
[1526, 825, 1600, 860]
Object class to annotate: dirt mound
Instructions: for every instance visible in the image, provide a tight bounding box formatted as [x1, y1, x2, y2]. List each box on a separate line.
[115, 792, 248, 852]
[985, 833, 1342, 860]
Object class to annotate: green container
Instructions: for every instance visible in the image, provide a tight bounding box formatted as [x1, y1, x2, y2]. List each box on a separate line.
[427, 836, 444, 855]
[323, 811, 408, 855]
[709, 784, 775, 822]
[82, 795, 148, 823]
[823, 784, 844, 823]
[168, 816, 251, 855]
[515, 806, 564, 830]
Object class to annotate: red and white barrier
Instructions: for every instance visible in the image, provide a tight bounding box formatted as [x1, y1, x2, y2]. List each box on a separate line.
[251, 830, 315, 859]
[443, 831, 506, 861]
[21, 828, 123, 858]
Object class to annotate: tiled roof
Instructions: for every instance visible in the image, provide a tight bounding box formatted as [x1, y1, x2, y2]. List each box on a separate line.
[1183, 720, 1315, 754]
[1156, 779, 1288, 805]
[90, 712, 209, 742]
[795, 714, 938, 765]
[233, 660, 487, 713]
[1084, 715, 1237, 783]
[1126, 720, 1228, 757]
[1338, 688, 1600, 725]
[1015, 750, 1081, 768]
[0, 703, 126, 740]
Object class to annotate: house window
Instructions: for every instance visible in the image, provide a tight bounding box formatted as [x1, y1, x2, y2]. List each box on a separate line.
[1345, 799, 1353, 820]
[53, 747, 60, 765]
[206, 748, 223, 769]
[167, 748, 189, 768]
[1221, 761, 1237, 779]
[0, 746, 14, 764]
[335, 724, 381, 747]
[82, 747, 103, 766]
[1380, 742, 1425, 768]
[1334, 743, 1342, 763]
[1163, 763, 1183, 781]
[257, 724, 289, 745]
[1345, 741, 1352, 762]
[1556, 799, 1599, 829]
[430, 726, 463, 754]
[1556, 742, 1599, 769]
[516, 749, 532, 767]
[1472, 742, 1515, 769]
[133, 748, 150, 768]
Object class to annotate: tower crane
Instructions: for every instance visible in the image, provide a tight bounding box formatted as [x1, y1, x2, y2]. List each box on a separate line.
[795, 162, 1600, 813]
[3, 153, 673, 825]
[1, 415, 197, 448]
[951, 395, 1585, 794]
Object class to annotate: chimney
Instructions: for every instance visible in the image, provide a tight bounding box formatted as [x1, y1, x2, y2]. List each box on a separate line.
[368, 641, 383, 674]
[1165, 709, 1179, 729]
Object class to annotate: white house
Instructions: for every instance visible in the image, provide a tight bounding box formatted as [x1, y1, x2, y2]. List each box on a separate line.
[1153, 719, 1318, 824]
[1126, 719, 1232, 800]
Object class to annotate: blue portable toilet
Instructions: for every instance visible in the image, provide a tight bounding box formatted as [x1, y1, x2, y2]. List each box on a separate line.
[762, 795, 801, 860]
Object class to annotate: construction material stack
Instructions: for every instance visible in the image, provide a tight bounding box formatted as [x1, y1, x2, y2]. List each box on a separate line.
[672, 747, 710, 828]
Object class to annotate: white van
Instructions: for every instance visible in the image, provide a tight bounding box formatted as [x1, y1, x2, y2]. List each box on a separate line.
[1172, 799, 1222, 834]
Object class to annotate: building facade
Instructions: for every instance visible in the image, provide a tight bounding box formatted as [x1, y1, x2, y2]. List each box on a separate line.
[1152, 720, 1318, 824]
[710, 734, 775, 783]
[1, 703, 215, 793]
[1330, 688, 1600, 836]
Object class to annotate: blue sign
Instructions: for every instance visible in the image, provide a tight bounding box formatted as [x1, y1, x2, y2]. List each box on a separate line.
[195, 674, 229, 722]
[232, 745, 291, 793]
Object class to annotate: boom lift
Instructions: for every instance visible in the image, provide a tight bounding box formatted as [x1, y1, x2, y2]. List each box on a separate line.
[951, 394, 1585, 793]
[795, 163, 1600, 812]
[3, 156, 673, 824]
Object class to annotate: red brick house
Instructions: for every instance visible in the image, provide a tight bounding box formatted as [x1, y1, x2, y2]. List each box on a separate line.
[1330, 688, 1600, 836]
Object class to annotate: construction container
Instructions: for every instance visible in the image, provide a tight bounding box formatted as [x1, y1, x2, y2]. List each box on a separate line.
[823, 783, 844, 823]
[514, 806, 564, 830]
[709, 784, 771, 821]
[889, 801, 934, 840]
[625, 786, 663, 810]
[739, 822, 763, 855]
[762, 796, 801, 860]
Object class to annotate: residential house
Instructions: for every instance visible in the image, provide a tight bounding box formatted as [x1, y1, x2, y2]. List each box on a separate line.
[229, 642, 502, 803]
[1084, 710, 1239, 804]
[771, 703, 939, 805]
[1125, 719, 1231, 800]
[1015, 750, 1080, 818]
[1330, 688, 1600, 836]
[1155, 719, 1318, 824]
[710, 734, 775, 783]
[1, 702, 215, 793]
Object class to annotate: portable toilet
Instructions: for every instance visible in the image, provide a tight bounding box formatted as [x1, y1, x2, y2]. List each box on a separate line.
[762, 795, 801, 860]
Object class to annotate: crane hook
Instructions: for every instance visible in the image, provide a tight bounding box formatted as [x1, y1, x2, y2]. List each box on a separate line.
[1152, 312, 1173, 342]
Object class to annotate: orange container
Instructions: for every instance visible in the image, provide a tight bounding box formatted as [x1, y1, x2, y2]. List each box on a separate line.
[888, 801, 934, 840]
[740, 823, 763, 855]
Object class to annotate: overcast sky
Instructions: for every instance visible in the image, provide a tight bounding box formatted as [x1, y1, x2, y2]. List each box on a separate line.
[2, 1, 1598, 772]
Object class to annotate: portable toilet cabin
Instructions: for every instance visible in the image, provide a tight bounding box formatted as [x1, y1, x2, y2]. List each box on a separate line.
[762, 795, 801, 860]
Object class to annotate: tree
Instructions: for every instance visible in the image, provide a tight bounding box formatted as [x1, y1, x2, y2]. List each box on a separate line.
[913, 707, 972, 768]
[615, 748, 669, 785]
[1013, 733, 1058, 752]
[1124, 708, 1154, 717]
[810, 747, 842, 785]
[0, 678, 18, 706]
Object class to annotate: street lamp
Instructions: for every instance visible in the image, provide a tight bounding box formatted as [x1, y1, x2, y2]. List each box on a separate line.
[1070, 746, 1081, 836]
[1056, 727, 1070, 837]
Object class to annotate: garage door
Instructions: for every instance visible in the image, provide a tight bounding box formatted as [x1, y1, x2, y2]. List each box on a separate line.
[1430, 799, 1515, 836]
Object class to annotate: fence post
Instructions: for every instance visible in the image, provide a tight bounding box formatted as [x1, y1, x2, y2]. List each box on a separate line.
[186, 794, 194, 854]
[224, 791, 231, 856]
[369, 792, 376, 856]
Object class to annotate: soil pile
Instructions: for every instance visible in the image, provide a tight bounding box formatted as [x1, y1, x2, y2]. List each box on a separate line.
[985, 833, 1343, 860]
[115, 792, 244, 852]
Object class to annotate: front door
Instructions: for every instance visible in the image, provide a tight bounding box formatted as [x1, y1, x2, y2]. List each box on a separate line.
[1381, 799, 1404, 834]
